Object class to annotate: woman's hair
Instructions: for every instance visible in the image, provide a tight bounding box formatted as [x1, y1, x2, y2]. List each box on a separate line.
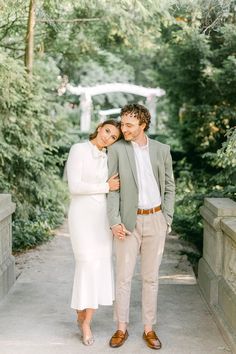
[120, 103, 151, 131]
[89, 119, 121, 141]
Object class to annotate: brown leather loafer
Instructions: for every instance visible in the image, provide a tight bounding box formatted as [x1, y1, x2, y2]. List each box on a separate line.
[109, 330, 129, 348]
[143, 330, 162, 350]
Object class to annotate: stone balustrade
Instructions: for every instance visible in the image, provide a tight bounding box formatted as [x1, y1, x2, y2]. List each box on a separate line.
[0, 194, 16, 301]
[198, 198, 236, 352]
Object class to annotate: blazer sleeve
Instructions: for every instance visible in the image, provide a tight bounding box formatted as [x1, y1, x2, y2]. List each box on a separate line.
[163, 146, 175, 225]
[67, 144, 109, 195]
[107, 145, 122, 227]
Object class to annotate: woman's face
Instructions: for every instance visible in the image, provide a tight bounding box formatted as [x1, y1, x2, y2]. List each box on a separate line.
[97, 124, 120, 148]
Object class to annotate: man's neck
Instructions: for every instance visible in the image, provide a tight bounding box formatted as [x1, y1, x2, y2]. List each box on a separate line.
[132, 134, 147, 146]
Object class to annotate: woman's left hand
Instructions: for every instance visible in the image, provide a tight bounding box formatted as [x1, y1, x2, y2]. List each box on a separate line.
[108, 173, 120, 191]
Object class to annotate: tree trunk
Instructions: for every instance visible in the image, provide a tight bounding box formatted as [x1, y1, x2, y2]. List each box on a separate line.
[25, 0, 36, 76]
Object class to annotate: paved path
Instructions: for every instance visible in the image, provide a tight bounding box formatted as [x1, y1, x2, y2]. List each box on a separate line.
[0, 224, 232, 354]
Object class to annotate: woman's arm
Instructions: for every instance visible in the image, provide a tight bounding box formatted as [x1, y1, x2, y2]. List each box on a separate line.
[67, 144, 109, 195]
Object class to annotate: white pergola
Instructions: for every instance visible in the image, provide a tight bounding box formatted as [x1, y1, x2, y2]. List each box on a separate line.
[98, 108, 121, 122]
[66, 83, 165, 133]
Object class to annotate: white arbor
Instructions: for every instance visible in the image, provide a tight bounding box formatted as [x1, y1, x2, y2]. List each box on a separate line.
[66, 83, 165, 133]
[98, 108, 121, 122]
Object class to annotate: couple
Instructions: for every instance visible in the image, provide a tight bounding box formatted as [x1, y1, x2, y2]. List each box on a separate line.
[66, 103, 175, 350]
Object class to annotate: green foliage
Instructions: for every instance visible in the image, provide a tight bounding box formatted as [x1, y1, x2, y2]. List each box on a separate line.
[153, 1, 236, 250]
[0, 52, 68, 251]
[204, 127, 236, 198]
[214, 127, 236, 168]
[156, 26, 236, 156]
[1, 0, 235, 255]
[69, 54, 135, 110]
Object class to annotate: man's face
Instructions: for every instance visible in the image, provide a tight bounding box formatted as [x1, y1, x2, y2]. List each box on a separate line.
[121, 113, 146, 142]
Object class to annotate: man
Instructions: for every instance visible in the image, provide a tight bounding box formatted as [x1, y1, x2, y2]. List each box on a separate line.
[107, 103, 175, 350]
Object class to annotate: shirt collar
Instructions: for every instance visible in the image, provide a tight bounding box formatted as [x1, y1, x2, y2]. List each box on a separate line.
[131, 135, 149, 150]
[88, 141, 107, 158]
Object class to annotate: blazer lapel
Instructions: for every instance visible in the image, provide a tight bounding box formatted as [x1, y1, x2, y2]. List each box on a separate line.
[149, 139, 160, 182]
[125, 142, 138, 186]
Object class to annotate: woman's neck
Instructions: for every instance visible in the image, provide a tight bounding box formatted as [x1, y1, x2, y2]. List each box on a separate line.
[90, 138, 103, 150]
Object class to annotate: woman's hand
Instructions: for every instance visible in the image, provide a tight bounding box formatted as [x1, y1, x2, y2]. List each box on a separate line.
[108, 173, 120, 191]
[111, 223, 131, 240]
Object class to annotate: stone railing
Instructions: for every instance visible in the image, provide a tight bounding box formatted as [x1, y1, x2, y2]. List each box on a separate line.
[0, 194, 16, 301]
[198, 198, 236, 352]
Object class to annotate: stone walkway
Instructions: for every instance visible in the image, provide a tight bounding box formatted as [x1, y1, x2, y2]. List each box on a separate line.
[0, 223, 232, 354]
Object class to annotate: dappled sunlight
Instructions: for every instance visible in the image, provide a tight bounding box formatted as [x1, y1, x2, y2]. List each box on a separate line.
[159, 273, 196, 285]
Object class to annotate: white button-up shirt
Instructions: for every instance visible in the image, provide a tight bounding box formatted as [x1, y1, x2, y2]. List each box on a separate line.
[131, 138, 161, 209]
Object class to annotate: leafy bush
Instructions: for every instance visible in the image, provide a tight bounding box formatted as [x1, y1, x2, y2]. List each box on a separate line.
[0, 53, 68, 251]
[154, 8, 236, 251]
[173, 132, 236, 253]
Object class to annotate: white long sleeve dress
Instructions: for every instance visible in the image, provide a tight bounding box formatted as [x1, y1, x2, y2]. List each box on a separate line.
[67, 141, 114, 310]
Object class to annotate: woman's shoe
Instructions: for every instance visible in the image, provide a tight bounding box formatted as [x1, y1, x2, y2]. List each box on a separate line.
[81, 321, 94, 346]
[82, 335, 95, 346]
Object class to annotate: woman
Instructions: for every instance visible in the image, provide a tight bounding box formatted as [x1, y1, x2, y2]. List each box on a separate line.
[67, 119, 121, 346]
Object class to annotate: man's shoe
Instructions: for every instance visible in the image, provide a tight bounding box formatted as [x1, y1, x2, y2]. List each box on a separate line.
[109, 330, 129, 348]
[143, 330, 162, 350]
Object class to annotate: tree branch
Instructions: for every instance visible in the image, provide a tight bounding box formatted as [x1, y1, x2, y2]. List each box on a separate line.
[202, 16, 221, 34]
[36, 18, 102, 23]
[25, 0, 36, 76]
[0, 44, 25, 51]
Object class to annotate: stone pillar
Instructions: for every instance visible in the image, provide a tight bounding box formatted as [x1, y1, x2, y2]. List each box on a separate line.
[146, 95, 157, 134]
[198, 198, 236, 352]
[0, 194, 16, 301]
[80, 93, 92, 132]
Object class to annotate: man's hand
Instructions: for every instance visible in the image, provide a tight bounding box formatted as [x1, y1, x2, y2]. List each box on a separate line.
[111, 223, 131, 240]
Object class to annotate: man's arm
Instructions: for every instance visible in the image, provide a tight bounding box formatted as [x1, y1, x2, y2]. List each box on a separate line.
[107, 145, 122, 227]
[163, 146, 175, 226]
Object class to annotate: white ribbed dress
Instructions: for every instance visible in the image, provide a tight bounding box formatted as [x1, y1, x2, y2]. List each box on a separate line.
[67, 141, 114, 310]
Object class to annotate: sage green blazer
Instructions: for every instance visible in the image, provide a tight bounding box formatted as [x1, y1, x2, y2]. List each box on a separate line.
[107, 138, 175, 232]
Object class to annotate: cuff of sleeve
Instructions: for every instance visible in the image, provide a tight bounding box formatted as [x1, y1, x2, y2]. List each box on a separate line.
[167, 225, 172, 234]
[105, 182, 109, 193]
[111, 223, 120, 229]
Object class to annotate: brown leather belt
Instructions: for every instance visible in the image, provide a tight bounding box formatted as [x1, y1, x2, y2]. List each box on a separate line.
[137, 205, 161, 215]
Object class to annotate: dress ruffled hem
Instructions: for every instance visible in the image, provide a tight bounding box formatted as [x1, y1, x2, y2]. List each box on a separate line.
[71, 258, 114, 310]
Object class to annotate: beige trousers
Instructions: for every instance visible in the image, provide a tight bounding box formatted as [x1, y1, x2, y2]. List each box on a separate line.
[114, 211, 167, 326]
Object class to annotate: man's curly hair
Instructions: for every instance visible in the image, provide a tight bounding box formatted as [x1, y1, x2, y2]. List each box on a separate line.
[120, 103, 151, 131]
